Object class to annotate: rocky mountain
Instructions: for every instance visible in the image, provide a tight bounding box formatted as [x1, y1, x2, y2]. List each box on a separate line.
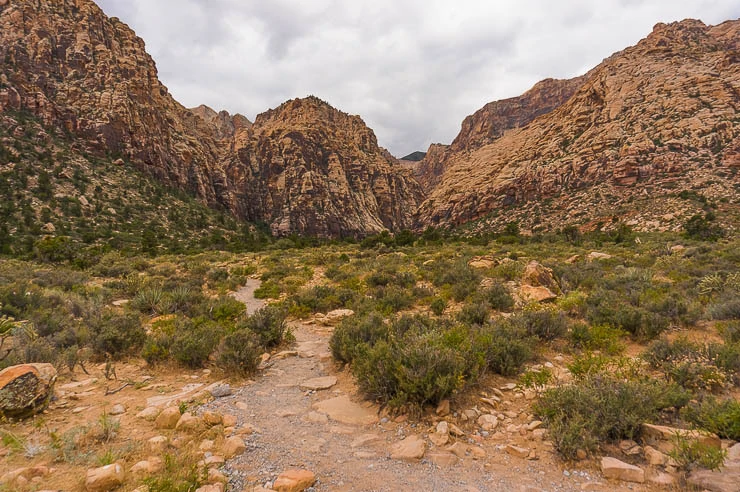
[0, 0, 422, 238]
[224, 97, 423, 237]
[417, 19, 740, 232]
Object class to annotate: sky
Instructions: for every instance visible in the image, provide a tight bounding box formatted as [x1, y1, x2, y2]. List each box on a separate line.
[95, 1, 739, 157]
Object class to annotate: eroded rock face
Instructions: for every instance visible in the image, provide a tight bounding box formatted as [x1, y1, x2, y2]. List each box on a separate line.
[225, 96, 424, 238]
[416, 19, 740, 232]
[0, 1, 423, 238]
[0, 363, 57, 419]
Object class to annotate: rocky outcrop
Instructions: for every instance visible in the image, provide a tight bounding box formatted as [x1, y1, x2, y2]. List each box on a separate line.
[0, 0, 423, 238]
[0, 363, 57, 419]
[225, 97, 424, 237]
[416, 19, 740, 232]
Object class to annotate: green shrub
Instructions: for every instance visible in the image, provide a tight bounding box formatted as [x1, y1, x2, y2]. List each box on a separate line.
[569, 323, 626, 354]
[474, 321, 535, 376]
[239, 305, 288, 349]
[717, 321, 740, 344]
[90, 311, 146, 358]
[668, 434, 727, 471]
[330, 311, 387, 363]
[456, 302, 490, 326]
[708, 295, 740, 320]
[170, 319, 223, 368]
[209, 296, 245, 322]
[217, 329, 262, 376]
[535, 375, 691, 459]
[430, 297, 446, 316]
[513, 308, 568, 341]
[132, 286, 165, 314]
[254, 280, 281, 299]
[482, 282, 514, 311]
[682, 398, 740, 440]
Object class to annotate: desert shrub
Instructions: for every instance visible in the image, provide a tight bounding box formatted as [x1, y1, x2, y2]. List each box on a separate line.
[131, 286, 165, 314]
[206, 267, 229, 283]
[430, 260, 480, 301]
[717, 321, 740, 344]
[474, 320, 535, 376]
[90, 311, 146, 358]
[557, 291, 588, 317]
[430, 297, 446, 316]
[457, 301, 490, 326]
[373, 285, 414, 314]
[668, 434, 727, 471]
[209, 296, 245, 322]
[569, 323, 626, 355]
[330, 311, 387, 363]
[644, 338, 731, 391]
[708, 295, 740, 320]
[706, 342, 740, 382]
[217, 329, 262, 376]
[535, 375, 691, 459]
[170, 319, 223, 368]
[512, 308, 569, 341]
[586, 292, 669, 340]
[239, 305, 288, 349]
[682, 398, 740, 440]
[481, 281, 515, 311]
[684, 213, 724, 241]
[253, 280, 281, 299]
[290, 285, 356, 315]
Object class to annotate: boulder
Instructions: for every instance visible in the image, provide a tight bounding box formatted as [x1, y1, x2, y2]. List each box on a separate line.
[505, 444, 530, 459]
[155, 406, 181, 429]
[136, 406, 161, 421]
[601, 457, 645, 483]
[175, 412, 203, 432]
[641, 423, 721, 454]
[85, 463, 125, 491]
[273, 469, 316, 492]
[0, 363, 57, 419]
[519, 284, 558, 303]
[521, 261, 562, 295]
[222, 436, 246, 458]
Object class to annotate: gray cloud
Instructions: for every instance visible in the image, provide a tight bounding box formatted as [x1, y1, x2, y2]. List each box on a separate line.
[96, 0, 739, 156]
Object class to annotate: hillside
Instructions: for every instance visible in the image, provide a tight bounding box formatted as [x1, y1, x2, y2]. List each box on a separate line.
[0, 0, 422, 239]
[416, 20, 740, 234]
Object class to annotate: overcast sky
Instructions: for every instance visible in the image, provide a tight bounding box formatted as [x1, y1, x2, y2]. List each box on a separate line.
[96, 1, 739, 157]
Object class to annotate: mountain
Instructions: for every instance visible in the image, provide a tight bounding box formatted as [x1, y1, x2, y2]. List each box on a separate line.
[416, 19, 740, 233]
[0, 0, 422, 239]
[223, 96, 423, 237]
[400, 151, 427, 162]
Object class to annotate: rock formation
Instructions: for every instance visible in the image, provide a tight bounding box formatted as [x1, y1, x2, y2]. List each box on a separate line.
[0, 363, 57, 419]
[0, 0, 422, 238]
[416, 19, 740, 232]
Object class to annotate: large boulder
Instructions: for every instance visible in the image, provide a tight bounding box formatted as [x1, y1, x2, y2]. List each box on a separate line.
[521, 261, 562, 295]
[0, 363, 57, 419]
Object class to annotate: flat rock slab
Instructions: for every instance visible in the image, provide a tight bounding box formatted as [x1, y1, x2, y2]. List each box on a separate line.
[688, 469, 740, 492]
[601, 457, 645, 483]
[299, 376, 337, 391]
[313, 396, 378, 426]
[146, 383, 204, 408]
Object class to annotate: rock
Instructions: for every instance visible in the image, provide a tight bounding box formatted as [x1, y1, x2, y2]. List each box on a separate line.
[85, 463, 125, 491]
[351, 434, 380, 448]
[688, 469, 740, 492]
[148, 436, 168, 453]
[207, 467, 228, 484]
[519, 284, 558, 303]
[505, 445, 530, 459]
[204, 455, 225, 467]
[199, 439, 214, 452]
[641, 423, 721, 454]
[390, 435, 426, 461]
[448, 423, 465, 437]
[446, 442, 469, 458]
[304, 411, 329, 424]
[320, 309, 355, 326]
[469, 259, 495, 269]
[222, 436, 246, 458]
[272, 469, 316, 492]
[0, 363, 57, 419]
[619, 439, 642, 456]
[0, 466, 50, 486]
[649, 472, 675, 486]
[222, 414, 237, 427]
[522, 261, 562, 295]
[478, 414, 499, 431]
[469, 446, 486, 459]
[208, 383, 232, 398]
[202, 411, 223, 426]
[130, 459, 163, 477]
[109, 404, 126, 416]
[587, 252, 613, 261]
[299, 376, 337, 391]
[175, 413, 203, 432]
[429, 421, 450, 447]
[155, 407, 181, 429]
[643, 445, 667, 466]
[601, 457, 645, 483]
[427, 451, 458, 466]
[527, 420, 543, 431]
[137, 406, 161, 421]
[435, 399, 450, 417]
[313, 396, 378, 425]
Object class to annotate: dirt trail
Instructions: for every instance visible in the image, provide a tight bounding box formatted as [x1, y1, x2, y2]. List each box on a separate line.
[231, 278, 267, 315]
[202, 320, 647, 492]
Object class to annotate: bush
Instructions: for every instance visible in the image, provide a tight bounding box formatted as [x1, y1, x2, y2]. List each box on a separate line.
[708, 295, 740, 320]
[254, 280, 280, 299]
[429, 297, 446, 316]
[513, 308, 568, 341]
[170, 319, 223, 368]
[535, 375, 691, 459]
[217, 329, 262, 376]
[330, 311, 387, 364]
[90, 311, 146, 358]
[239, 305, 288, 349]
[132, 286, 165, 314]
[682, 398, 740, 440]
[474, 321, 535, 376]
[569, 324, 626, 355]
[456, 301, 490, 326]
[481, 282, 514, 311]
[644, 338, 733, 391]
[684, 213, 724, 241]
[668, 434, 727, 471]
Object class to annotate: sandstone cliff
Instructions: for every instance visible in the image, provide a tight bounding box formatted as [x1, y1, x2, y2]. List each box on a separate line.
[417, 20, 740, 232]
[0, 0, 422, 238]
[225, 97, 424, 237]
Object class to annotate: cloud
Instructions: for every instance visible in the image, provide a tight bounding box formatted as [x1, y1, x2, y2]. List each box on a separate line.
[96, 0, 739, 156]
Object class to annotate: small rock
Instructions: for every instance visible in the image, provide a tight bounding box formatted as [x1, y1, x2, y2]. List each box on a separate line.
[505, 445, 530, 459]
[195, 485, 224, 492]
[601, 457, 645, 483]
[85, 464, 125, 491]
[208, 383, 232, 398]
[428, 451, 458, 466]
[527, 420, 543, 431]
[148, 436, 168, 453]
[137, 406, 161, 421]
[109, 404, 126, 416]
[202, 411, 223, 426]
[478, 414, 499, 431]
[643, 445, 667, 466]
[199, 439, 214, 452]
[446, 442, 469, 458]
[207, 468, 228, 484]
[435, 399, 450, 417]
[222, 436, 246, 458]
[390, 435, 426, 461]
[448, 423, 465, 437]
[155, 407, 181, 429]
[222, 414, 237, 427]
[351, 434, 380, 448]
[272, 469, 316, 492]
[175, 413, 203, 432]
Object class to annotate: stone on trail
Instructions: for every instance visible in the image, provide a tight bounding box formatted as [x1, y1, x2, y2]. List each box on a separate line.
[390, 435, 426, 461]
[272, 469, 316, 492]
[505, 444, 530, 459]
[299, 376, 337, 391]
[312, 395, 378, 425]
[85, 463, 125, 491]
[222, 436, 246, 458]
[137, 406, 160, 421]
[0, 363, 57, 419]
